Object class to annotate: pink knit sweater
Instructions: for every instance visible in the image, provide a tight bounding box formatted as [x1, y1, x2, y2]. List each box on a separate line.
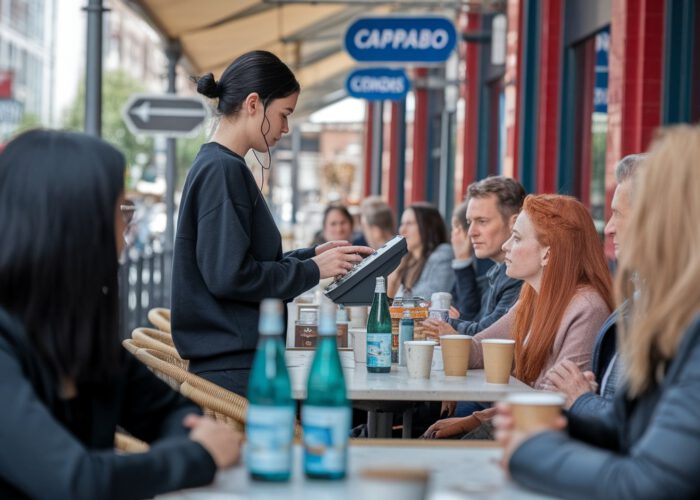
[468, 286, 611, 390]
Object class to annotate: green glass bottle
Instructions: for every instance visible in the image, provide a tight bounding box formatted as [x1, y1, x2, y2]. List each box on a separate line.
[302, 300, 350, 480]
[366, 276, 392, 373]
[246, 299, 294, 482]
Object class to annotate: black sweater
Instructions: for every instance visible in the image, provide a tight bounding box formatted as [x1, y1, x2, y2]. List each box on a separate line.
[0, 308, 216, 500]
[171, 142, 320, 373]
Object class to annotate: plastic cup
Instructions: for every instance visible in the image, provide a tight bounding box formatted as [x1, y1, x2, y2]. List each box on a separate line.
[431, 346, 444, 371]
[350, 328, 367, 363]
[430, 292, 452, 310]
[440, 335, 472, 376]
[428, 309, 450, 322]
[481, 339, 515, 384]
[506, 392, 565, 432]
[404, 341, 436, 379]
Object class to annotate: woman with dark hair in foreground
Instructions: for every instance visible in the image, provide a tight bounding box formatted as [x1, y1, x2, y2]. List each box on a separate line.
[0, 130, 241, 499]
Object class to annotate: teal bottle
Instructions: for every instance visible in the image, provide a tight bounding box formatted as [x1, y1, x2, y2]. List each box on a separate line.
[302, 300, 350, 480]
[366, 276, 392, 373]
[246, 299, 294, 482]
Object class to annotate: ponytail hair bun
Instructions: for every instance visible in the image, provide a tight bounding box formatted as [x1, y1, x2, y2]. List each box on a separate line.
[194, 73, 220, 99]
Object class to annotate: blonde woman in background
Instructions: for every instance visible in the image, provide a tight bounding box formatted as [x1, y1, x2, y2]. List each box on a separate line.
[495, 125, 700, 499]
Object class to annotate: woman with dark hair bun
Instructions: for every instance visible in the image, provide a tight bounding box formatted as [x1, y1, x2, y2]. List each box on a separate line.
[0, 130, 241, 499]
[173, 50, 372, 395]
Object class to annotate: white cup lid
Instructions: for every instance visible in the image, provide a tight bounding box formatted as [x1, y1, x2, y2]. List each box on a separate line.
[441, 335, 471, 341]
[480, 338, 515, 344]
[404, 340, 437, 345]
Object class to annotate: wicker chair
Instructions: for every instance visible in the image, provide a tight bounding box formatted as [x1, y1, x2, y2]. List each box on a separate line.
[114, 432, 149, 453]
[133, 326, 175, 347]
[131, 328, 182, 362]
[179, 380, 248, 432]
[122, 342, 251, 431]
[122, 338, 140, 356]
[124, 343, 189, 390]
[147, 307, 171, 333]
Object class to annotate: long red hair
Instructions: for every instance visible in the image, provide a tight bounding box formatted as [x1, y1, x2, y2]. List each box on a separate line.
[512, 195, 613, 384]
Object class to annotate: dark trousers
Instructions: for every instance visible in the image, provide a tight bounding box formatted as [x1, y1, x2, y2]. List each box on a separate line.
[197, 368, 251, 397]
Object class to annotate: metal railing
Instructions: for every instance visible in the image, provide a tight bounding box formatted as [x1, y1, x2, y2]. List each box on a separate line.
[119, 237, 171, 338]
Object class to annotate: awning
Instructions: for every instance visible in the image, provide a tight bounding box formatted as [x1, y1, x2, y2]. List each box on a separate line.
[124, 0, 474, 116]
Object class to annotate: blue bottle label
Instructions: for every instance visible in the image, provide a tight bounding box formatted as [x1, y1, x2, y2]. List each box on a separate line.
[246, 405, 295, 475]
[302, 406, 350, 474]
[367, 332, 392, 367]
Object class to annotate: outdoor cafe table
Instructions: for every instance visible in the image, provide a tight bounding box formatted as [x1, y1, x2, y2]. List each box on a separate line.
[157, 440, 554, 500]
[286, 349, 534, 438]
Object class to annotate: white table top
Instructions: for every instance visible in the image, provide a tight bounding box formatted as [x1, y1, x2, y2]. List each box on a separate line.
[286, 350, 534, 402]
[158, 443, 553, 500]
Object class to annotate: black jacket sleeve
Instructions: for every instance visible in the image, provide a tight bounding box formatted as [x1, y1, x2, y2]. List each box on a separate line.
[567, 391, 615, 422]
[284, 246, 317, 261]
[118, 355, 201, 442]
[451, 261, 481, 321]
[0, 345, 216, 500]
[195, 198, 320, 301]
[508, 326, 700, 499]
[451, 279, 521, 336]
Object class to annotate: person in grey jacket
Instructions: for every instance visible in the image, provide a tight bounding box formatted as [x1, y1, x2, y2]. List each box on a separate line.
[494, 125, 700, 499]
[389, 202, 455, 300]
[546, 153, 646, 417]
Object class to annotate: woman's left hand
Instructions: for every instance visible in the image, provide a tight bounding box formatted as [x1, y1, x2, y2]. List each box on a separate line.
[493, 402, 567, 472]
[315, 240, 351, 255]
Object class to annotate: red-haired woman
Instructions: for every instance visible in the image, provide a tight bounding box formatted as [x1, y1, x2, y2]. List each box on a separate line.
[425, 195, 613, 439]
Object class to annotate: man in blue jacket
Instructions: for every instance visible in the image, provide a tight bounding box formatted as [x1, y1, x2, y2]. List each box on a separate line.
[423, 176, 526, 339]
[546, 153, 646, 417]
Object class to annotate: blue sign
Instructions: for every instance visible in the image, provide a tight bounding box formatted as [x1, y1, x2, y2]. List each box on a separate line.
[594, 28, 609, 114]
[346, 68, 410, 101]
[345, 16, 457, 63]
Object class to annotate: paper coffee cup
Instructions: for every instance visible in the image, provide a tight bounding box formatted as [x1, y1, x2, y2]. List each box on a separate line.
[404, 340, 436, 379]
[481, 339, 515, 384]
[358, 468, 430, 500]
[350, 327, 367, 363]
[506, 392, 565, 432]
[440, 335, 471, 376]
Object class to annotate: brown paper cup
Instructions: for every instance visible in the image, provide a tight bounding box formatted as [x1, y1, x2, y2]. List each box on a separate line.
[481, 339, 515, 384]
[440, 335, 472, 376]
[506, 393, 565, 432]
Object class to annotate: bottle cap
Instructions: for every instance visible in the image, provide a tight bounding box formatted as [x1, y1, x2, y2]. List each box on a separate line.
[259, 298, 284, 335]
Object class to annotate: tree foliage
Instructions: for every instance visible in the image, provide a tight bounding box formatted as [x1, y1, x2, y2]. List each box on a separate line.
[63, 69, 154, 172]
[63, 69, 208, 189]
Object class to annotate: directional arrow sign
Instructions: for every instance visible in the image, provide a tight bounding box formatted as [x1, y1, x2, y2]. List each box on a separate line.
[122, 94, 210, 138]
